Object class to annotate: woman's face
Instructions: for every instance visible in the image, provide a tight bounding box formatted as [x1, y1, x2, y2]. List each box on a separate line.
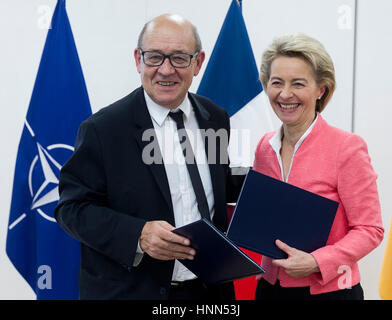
[266, 56, 325, 128]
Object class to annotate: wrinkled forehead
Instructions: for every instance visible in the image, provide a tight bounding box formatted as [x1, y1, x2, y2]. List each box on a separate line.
[270, 56, 317, 81]
[141, 15, 196, 52]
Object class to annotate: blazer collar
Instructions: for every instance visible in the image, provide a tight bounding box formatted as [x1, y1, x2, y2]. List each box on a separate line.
[188, 92, 212, 125]
[132, 87, 154, 130]
[269, 112, 320, 155]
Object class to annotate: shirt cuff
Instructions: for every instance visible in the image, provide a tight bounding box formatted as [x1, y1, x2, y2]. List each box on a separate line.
[133, 240, 144, 267]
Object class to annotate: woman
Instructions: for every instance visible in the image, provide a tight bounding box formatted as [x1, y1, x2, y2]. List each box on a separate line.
[253, 33, 384, 300]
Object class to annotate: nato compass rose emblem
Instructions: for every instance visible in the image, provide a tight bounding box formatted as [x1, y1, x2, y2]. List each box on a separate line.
[9, 120, 74, 230]
[28, 141, 73, 222]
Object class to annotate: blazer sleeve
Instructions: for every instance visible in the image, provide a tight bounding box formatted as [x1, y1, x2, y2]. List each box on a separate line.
[311, 133, 384, 285]
[54, 119, 146, 269]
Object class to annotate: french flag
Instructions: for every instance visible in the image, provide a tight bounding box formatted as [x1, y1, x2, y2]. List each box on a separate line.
[198, 0, 280, 168]
[197, 0, 280, 299]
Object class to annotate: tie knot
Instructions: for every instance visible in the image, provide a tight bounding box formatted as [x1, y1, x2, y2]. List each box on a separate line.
[168, 110, 184, 128]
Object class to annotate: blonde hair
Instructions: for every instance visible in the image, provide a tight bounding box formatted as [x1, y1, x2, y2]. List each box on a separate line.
[260, 33, 335, 112]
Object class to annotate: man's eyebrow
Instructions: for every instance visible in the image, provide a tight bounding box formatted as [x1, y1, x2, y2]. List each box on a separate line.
[144, 49, 189, 54]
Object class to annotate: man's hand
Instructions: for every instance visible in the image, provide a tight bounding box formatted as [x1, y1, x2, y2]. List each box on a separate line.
[272, 240, 320, 278]
[139, 221, 195, 261]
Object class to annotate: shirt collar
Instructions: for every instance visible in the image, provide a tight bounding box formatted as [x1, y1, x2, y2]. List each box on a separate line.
[144, 90, 191, 127]
[269, 113, 319, 154]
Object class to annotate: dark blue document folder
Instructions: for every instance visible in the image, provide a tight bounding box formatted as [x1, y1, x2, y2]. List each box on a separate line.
[172, 218, 265, 285]
[227, 170, 339, 259]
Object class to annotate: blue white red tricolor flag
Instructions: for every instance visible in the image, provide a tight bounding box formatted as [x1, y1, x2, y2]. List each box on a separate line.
[198, 0, 280, 167]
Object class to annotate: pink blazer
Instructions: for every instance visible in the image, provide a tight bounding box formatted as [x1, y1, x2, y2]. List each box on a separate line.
[253, 115, 384, 294]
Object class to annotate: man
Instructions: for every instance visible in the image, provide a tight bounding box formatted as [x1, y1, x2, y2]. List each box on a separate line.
[55, 13, 243, 300]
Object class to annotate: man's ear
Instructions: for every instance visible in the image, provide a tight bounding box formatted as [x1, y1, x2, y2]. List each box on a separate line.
[193, 50, 205, 76]
[134, 48, 142, 74]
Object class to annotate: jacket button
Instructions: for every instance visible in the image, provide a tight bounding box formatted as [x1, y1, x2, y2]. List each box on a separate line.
[160, 287, 167, 296]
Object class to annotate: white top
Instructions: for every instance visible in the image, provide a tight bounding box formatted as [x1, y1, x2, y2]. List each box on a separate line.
[268, 113, 319, 182]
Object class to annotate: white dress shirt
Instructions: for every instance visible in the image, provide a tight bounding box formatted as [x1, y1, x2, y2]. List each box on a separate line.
[134, 91, 215, 282]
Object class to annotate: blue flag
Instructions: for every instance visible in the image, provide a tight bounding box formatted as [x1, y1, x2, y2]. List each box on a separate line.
[6, 0, 91, 299]
[197, 0, 263, 117]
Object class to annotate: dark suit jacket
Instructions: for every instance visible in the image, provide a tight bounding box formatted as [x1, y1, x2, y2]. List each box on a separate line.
[55, 86, 241, 299]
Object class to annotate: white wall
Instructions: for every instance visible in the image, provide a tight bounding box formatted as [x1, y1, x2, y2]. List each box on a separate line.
[0, 0, 389, 300]
[354, 0, 392, 300]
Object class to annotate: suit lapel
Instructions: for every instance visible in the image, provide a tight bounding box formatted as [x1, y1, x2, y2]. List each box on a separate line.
[188, 92, 216, 162]
[188, 93, 225, 223]
[132, 88, 174, 218]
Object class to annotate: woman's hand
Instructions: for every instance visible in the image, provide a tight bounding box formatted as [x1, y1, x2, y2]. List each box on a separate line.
[272, 240, 320, 278]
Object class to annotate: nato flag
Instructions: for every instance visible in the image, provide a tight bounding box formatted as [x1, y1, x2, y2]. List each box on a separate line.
[6, 0, 91, 299]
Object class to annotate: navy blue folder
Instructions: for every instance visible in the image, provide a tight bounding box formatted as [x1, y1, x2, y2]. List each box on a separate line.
[172, 218, 265, 285]
[227, 170, 339, 259]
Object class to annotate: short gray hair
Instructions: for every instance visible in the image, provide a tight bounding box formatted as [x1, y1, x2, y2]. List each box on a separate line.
[260, 33, 335, 112]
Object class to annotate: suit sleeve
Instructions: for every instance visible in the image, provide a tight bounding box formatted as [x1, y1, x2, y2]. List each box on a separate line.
[311, 134, 384, 285]
[54, 119, 146, 269]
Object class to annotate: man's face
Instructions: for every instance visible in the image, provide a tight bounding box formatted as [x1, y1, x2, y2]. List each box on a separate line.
[134, 18, 205, 109]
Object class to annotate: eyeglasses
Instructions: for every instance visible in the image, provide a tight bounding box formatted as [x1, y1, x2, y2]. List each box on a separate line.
[139, 50, 199, 68]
